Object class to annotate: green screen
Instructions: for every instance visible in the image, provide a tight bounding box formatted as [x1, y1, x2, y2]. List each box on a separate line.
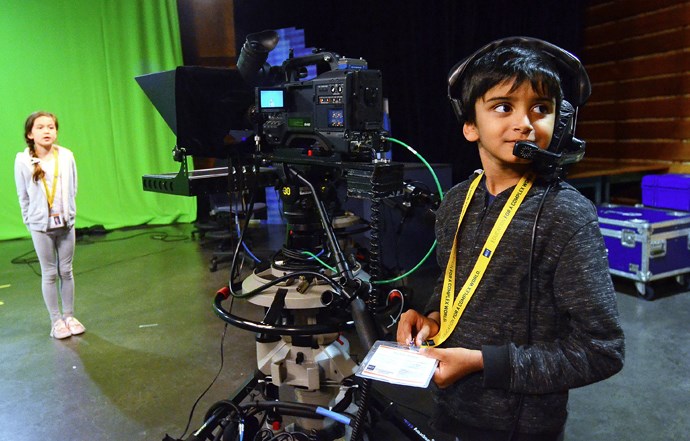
[0, 0, 196, 241]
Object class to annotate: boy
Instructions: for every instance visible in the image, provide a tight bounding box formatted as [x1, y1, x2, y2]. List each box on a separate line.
[396, 38, 624, 441]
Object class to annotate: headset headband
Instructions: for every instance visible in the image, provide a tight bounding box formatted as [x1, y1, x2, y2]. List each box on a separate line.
[448, 36, 591, 122]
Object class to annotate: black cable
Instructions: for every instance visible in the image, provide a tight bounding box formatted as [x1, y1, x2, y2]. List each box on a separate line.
[178, 322, 229, 440]
[507, 181, 554, 441]
[267, 433, 296, 441]
[10, 249, 41, 276]
[289, 431, 313, 441]
[203, 398, 243, 426]
[273, 247, 330, 272]
[225, 269, 344, 300]
[229, 183, 261, 294]
[77, 230, 189, 244]
[379, 395, 434, 420]
[527, 182, 553, 345]
[254, 428, 274, 441]
[11, 229, 190, 278]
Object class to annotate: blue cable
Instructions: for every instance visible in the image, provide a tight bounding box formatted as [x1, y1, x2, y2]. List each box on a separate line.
[234, 214, 262, 263]
[315, 406, 351, 425]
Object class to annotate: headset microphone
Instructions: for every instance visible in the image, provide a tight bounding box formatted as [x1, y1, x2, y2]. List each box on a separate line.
[513, 139, 585, 167]
[511, 98, 586, 180]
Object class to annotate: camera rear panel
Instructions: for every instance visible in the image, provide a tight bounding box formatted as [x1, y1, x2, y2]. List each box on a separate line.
[259, 69, 384, 159]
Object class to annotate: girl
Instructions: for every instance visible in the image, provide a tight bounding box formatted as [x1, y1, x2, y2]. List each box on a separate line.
[14, 111, 85, 339]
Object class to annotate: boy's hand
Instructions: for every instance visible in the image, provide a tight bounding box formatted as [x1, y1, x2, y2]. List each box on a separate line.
[421, 347, 484, 388]
[396, 309, 440, 347]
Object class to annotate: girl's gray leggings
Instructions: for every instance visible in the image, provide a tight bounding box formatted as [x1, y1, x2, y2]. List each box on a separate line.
[30, 227, 75, 323]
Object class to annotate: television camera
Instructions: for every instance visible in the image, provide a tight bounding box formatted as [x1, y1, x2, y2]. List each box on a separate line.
[237, 29, 389, 163]
[160, 30, 443, 441]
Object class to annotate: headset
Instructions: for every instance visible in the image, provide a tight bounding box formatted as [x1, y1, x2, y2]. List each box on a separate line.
[447, 36, 592, 178]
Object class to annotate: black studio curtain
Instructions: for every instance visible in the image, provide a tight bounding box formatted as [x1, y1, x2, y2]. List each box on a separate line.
[233, 0, 587, 183]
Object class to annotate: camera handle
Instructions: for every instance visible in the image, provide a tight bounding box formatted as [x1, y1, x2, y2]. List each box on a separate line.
[280, 51, 340, 82]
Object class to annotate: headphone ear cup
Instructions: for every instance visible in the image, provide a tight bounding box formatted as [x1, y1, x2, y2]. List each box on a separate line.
[548, 100, 575, 153]
[450, 97, 464, 122]
[447, 58, 471, 121]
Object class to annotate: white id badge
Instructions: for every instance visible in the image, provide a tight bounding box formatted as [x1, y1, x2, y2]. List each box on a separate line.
[355, 340, 438, 388]
[49, 213, 64, 229]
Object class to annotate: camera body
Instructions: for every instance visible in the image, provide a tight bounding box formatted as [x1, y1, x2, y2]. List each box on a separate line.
[254, 55, 388, 162]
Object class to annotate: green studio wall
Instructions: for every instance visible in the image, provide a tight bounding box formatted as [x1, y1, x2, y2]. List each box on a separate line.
[0, 0, 195, 241]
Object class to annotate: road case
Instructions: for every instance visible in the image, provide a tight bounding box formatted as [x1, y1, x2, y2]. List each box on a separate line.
[642, 174, 690, 211]
[597, 203, 690, 299]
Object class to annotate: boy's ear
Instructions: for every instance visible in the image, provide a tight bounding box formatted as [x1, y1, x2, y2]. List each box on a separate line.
[463, 122, 479, 142]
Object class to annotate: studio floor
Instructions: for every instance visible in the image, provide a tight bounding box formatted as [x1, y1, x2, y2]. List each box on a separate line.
[0, 221, 688, 441]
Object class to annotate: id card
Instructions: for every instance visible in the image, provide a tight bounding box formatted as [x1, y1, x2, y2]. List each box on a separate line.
[49, 213, 64, 229]
[355, 340, 438, 388]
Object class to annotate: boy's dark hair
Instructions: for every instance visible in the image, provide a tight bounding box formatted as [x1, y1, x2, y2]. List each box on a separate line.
[460, 45, 564, 124]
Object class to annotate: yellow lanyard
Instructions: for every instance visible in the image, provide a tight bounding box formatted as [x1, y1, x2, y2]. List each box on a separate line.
[40, 149, 59, 210]
[429, 171, 534, 347]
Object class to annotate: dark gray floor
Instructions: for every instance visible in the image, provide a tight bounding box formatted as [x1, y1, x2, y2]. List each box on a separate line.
[0, 222, 688, 441]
